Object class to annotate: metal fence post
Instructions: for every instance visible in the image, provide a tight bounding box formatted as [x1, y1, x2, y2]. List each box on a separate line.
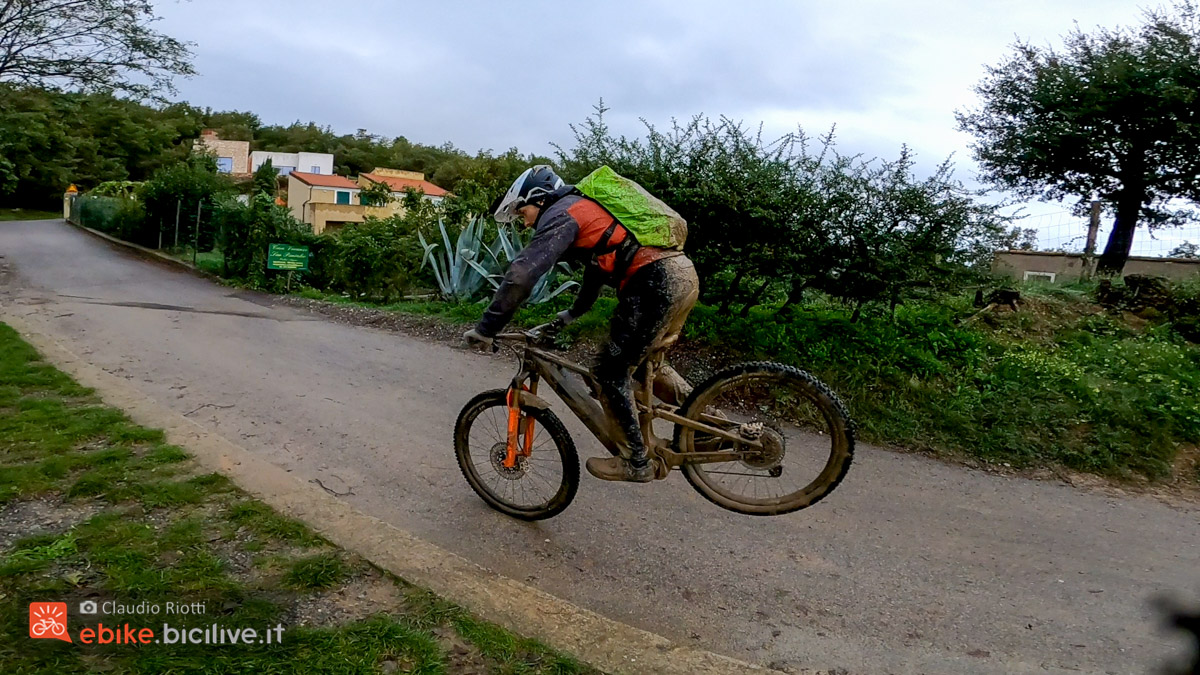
[174, 200, 182, 248]
[194, 200, 202, 265]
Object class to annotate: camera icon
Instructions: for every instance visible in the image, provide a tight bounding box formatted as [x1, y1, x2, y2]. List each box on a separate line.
[78, 600, 98, 614]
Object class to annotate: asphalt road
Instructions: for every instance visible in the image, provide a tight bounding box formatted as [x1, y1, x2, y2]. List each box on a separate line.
[2, 219, 1197, 674]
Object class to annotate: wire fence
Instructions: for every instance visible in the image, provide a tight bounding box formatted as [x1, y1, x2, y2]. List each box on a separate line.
[1010, 209, 1200, 258]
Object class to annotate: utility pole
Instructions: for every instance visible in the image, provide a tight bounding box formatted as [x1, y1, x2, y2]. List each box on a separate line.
[1083, 200, 1100, 279]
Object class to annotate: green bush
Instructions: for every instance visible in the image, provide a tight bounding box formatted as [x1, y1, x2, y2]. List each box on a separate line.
[110, 198, 147, 243]
[75, 196, 121, 232]
[553, 103, 1010, 317]
[211, 191, 337, 291]
[678, 294, 1199, 480]
[331, 218, 424, 301]
[1170, 277, 1200, 343]
[139, 155, 232, 251]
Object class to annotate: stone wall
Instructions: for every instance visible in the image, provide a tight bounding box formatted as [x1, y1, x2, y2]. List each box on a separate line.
[993, 251, 1200, 282]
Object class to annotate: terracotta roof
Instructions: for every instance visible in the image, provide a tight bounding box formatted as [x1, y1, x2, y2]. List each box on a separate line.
[289, 172, 359, 189]
[361, 172, 449, 197]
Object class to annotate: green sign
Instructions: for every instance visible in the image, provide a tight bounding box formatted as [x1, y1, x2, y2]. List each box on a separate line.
[267, 244, 309, 271]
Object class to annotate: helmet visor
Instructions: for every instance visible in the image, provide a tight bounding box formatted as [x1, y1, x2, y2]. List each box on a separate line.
[493, 168, 533, 223]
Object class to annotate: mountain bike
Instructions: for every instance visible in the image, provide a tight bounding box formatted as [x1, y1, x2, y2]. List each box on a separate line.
[454, 330, 854, 519]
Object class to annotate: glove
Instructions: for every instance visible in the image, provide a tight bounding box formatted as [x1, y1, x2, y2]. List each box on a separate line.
[462, 328, 493, 350]
[556, 309, 577, 325]
[530, 317, 566, 345]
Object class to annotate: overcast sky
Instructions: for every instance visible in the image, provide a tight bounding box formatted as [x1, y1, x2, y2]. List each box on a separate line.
[153, 0, 1195, 253]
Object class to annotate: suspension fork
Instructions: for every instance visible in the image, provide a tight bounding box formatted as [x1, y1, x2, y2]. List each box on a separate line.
[504, 372, 539, 468]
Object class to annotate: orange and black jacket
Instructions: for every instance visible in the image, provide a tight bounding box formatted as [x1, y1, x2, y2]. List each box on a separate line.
[476, 186, 676, 337]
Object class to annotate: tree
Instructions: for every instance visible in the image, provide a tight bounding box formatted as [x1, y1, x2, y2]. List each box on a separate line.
[0, 0, 193, 97]
[1170, 241, 1200, 258]
[956, 1, 1200, 275]
[554, 102, 828, 310]
[252, 159, 276, 197]
[794, 149, 1008, 321]
[358, 179, 393, 207]
[0, 86, 202, 206]
[139, 154, 231, 250]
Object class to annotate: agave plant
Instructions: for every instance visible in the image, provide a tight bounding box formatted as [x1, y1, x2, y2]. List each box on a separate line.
[470, 224, 579, 303]
[418, 217, 489, 300]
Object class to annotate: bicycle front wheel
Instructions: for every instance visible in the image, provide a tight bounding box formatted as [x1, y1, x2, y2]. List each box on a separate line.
[672, 362, 854, 516]
[455, 390, 579, 520]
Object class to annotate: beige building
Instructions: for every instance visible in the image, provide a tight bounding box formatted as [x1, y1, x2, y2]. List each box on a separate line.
[193, 129, 250, 175]
[358, 168, 448, 204]
[993, 250, 1200, 282]
[286, 168, 451, 235]
[287, 172, 402, 234]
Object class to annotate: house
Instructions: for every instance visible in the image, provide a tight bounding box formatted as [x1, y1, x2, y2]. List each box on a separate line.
[358, 168, 448, 204]
[286, 172, 401, 234]
[193, 129, 250, 175]
[251, 151, 334, 176]
[286, 168, 450, 235]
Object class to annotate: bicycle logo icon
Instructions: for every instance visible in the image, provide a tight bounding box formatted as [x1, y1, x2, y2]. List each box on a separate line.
[29, 602, 72, 642]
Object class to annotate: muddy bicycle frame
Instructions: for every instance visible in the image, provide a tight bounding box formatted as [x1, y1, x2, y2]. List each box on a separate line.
[492, 332, 764, 476]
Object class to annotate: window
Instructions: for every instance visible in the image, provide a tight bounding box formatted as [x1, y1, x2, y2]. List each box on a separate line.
[311, 166, 321, 174]
[336, 191, 350, 205]
[1023, 271, 1056, 283]
[216, 157, 234, 174]
[276, 166, 295, 176]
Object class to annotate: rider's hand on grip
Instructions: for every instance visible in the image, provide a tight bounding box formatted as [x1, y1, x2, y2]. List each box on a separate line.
[530, 317, 566, 348]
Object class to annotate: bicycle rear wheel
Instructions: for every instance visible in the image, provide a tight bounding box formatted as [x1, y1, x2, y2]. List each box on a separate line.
[672, 362, 854, 516]
[455, 390, 579, 520]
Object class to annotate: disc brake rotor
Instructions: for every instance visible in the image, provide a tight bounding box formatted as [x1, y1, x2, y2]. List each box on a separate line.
[489, 441, 528, 480]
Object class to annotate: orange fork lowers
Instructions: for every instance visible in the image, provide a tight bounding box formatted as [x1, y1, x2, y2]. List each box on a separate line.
[504, 385, 537, 468]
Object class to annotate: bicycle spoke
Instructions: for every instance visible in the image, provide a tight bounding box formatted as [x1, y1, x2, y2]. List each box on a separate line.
[458, 393, 580, 519]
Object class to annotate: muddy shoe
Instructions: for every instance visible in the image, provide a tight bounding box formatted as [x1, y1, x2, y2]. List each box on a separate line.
[585, 457, 655, 483]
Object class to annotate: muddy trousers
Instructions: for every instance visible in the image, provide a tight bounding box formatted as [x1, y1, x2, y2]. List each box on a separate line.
[592, 255, 700, 467]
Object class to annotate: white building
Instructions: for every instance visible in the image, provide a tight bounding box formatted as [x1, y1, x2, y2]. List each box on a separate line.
[250, 151, 334, 177]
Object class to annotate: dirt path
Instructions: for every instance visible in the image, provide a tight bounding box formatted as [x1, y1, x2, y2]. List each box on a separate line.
[2, 219, 1197, 674]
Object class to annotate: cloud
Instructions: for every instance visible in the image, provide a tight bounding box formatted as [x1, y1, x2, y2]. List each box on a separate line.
[154, 0, 1150, 168]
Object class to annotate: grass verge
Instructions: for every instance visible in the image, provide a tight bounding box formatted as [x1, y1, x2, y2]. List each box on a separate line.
[0, 208, 60, 221]
[0, 322, 598, 674]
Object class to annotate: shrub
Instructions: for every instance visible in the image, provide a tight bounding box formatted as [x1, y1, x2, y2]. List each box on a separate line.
[553, 102, 1009, 318]
[75, 195, 121, 232]
[331, 217, 423, 301]
[139, 155, 232, 251]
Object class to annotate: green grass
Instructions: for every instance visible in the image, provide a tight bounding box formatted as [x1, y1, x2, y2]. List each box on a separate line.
[162, 248, 226, 275]
[193, 250, 225, 275]
[284, 553, 349, 589]
[0, 322, 600, 674]
[676, 282, 1200, 482]
[0, 208, 60, 221]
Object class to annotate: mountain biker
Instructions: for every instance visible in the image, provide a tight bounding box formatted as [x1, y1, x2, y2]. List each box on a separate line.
[463, 166, 699, 483]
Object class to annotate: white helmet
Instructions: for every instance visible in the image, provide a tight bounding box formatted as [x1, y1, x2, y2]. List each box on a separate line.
[493, 165, 564, 223]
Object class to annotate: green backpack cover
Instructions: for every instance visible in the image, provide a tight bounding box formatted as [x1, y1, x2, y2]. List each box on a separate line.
[575, 166, 687, 250]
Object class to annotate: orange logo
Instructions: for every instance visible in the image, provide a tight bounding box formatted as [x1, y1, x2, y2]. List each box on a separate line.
[29, 603, 72, 642]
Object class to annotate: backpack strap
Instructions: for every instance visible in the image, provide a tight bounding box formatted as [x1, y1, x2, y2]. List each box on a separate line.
[569, 188, 642, 278]
[576, 190, 640, 252]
